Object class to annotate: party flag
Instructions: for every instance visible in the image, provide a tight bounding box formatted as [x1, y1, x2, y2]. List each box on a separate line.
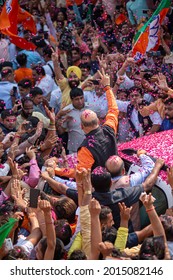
[0, 0, 18, 34]
[115, 14, 127, 25]
[0, 218, 17, 248]
[17, 7, 37, 35]
[0, 0, 36, 50]
[132, 0, 171, 62]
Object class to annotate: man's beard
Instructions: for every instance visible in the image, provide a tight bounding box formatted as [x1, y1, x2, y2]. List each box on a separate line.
[68, 80, 80, 89]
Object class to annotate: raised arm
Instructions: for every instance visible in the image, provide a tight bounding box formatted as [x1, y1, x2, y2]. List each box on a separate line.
[117, 57, 135, 77]
[140, 192, 170, 259]
[38, 199, 56, 260]
[41, 171, 68, 195]
[79, 169, 92, 258]
[142, 158, 165, 192]
[52, 49, 64, 81]
[88, 198, 102, 260]
[98, 68, 119, 133]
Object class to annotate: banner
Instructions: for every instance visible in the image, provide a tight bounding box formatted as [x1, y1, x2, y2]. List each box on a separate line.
[132, 0, 171, 62]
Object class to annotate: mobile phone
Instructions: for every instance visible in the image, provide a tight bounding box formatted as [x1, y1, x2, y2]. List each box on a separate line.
[62, 104, 73, 111]
[24, 121, 33, 130]
[13, 86, 18, 98]
[15, 99, 22, 110]
[92, 80, 100, 85]
[138, 99, 147, 106]
[29, 188, 40, 208]
[4, 238, 13, 251]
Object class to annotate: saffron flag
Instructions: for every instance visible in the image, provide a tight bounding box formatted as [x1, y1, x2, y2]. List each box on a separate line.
[132, 0, 171, 62]
[0, 0, 36, 50]
[17, 7, 37, 35]
[115, 14, 127, 25]
[0, 0, 18, 33]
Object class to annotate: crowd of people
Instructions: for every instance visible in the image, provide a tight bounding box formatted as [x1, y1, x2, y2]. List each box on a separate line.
[0, 0, 173, 261]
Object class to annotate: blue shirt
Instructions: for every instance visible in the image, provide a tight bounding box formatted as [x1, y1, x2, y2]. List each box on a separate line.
[0, 81, 19, 109]
[160, 119, 173, 131]
[12, 50, 45, 70]
[126, 0, 148, 25]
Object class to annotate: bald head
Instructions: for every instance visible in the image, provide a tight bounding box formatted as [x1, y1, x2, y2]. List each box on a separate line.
[81, 109, 99, 129]
[105, 155, 125, 177]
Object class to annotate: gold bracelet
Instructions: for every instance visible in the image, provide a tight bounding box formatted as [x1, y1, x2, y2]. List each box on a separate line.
[84, 190, 92, 195]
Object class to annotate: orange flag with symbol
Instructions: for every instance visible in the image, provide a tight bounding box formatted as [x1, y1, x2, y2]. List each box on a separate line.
[0, 0, 36, 50]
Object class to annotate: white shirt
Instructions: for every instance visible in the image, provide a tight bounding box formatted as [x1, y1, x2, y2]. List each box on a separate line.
[43, 60, 54, 78]
[0, 163, 10, 176]
[49, 88, 62, 114]
[84, 90, 108, 119]
[62, 102, 93, 153]
[116, 100, 162, 136]
[117, 73, 134, 90]
[36, 74, 56, 97]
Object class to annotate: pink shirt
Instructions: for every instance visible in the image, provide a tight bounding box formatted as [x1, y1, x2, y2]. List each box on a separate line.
[23, 159, 40, 188]
[0, 39, 9, 63]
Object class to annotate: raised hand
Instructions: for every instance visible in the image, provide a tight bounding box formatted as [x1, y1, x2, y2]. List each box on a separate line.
[116, 75, 125, 85]
[97, 54, 107, 70]
[155, 73, 169, 92]
[41, 135, 58, 151]
[51, 49, 59, 63]
[167, 166, 173, 190]
[82, 168, 92, 193]
[97, 68, 110, 87]
[75, 167, 87, 186]
[98, 241, 114, 259]
[139, 192, 156, 210]
[89, 198, 101, 217]
[8, 143, 19, 160]
[11, 179, 27, 209]
[41, 171, 50, 180]
[44, 106, 55, 124]
[7, 157, 18, 178]
[46, 167, 55, 178]
[91, 36, 100, 50]
[118, 202, 132, 222]
[38, 199, 51, 213]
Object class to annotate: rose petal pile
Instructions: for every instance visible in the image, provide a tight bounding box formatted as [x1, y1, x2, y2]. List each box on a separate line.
[118, 130, 173, 182]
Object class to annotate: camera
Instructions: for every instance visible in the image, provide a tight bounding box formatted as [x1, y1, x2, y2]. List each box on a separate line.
[23, 121, 33, 130]
[59, 28, 73, 51]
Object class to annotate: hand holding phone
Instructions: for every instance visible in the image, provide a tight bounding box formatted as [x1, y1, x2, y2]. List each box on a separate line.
[29, 188, 40, 208]
[15, 99, 22, 110]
